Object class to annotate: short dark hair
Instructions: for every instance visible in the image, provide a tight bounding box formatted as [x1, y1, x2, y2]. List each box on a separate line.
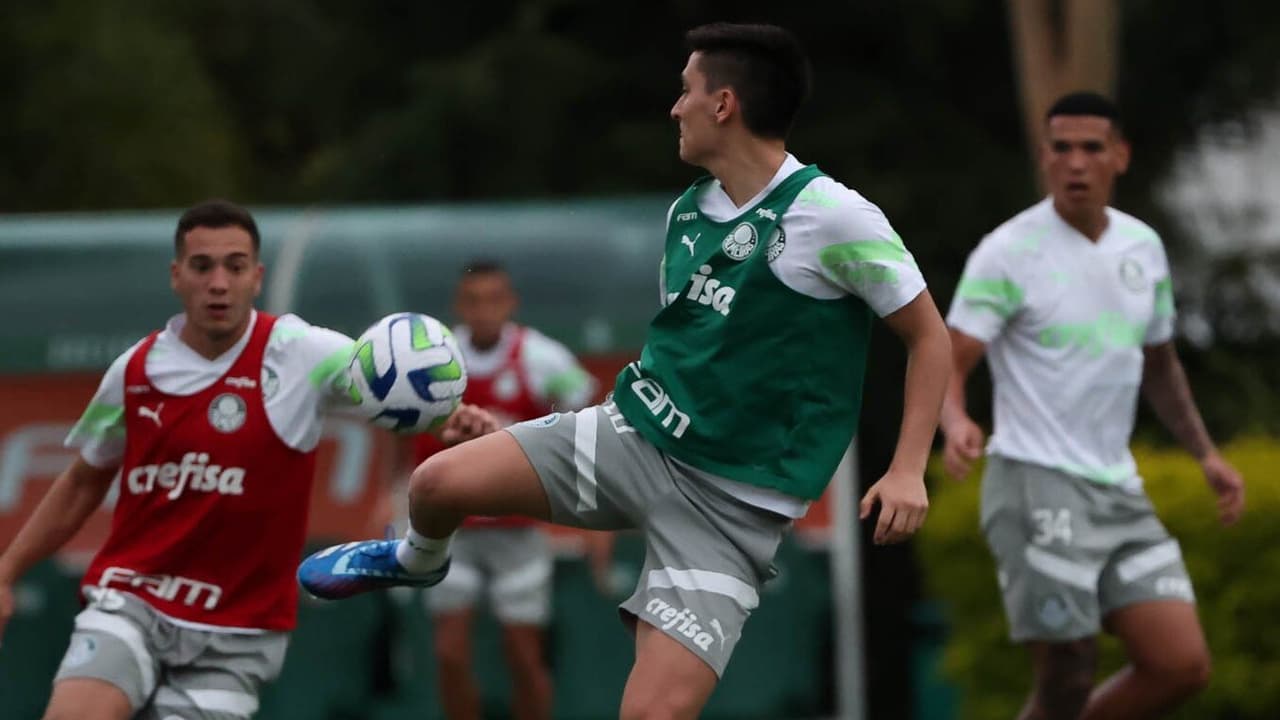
[684, 23, 811, 140]
[460, 258, 507, 278]
[1046, 91, 1124, 135]
[174, 199, 260, 256]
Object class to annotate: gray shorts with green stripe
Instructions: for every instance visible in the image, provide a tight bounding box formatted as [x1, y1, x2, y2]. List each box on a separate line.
[981, 455, 1195, 642]
[53, 589, 288, 718]
[505, 402, 790, 676]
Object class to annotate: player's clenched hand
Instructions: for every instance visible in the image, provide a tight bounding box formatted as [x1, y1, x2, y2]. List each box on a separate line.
[860, 469, 929, 545]
[942, 415, 985, 480]
[1201, 451, 1245, 526]
[439, 404, 501, 446]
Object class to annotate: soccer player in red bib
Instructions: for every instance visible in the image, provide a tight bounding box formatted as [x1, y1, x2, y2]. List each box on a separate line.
[411, 260, 597, 720]
[0, 200, 494, 720]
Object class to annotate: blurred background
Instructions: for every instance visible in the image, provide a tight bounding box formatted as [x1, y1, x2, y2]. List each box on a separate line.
[1, 1, 1279, 718]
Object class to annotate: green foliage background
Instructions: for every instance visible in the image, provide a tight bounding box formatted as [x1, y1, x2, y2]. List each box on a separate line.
[918, 438, 1280, 719]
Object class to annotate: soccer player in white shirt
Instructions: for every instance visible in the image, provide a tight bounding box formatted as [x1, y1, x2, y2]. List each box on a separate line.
[942, 92, 1245, 720]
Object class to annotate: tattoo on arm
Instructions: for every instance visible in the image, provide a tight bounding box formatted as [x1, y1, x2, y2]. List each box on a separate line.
[1142, 344, 1214, 460]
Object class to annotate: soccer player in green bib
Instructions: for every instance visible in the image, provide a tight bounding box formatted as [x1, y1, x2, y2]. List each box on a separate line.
[300, 22, 951, 718]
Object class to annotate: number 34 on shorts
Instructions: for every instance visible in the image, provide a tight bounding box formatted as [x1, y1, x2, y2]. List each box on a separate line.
[1031, 508, 1072, 546]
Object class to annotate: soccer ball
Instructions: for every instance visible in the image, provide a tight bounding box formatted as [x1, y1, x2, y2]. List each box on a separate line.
[343, 312, 467, 433]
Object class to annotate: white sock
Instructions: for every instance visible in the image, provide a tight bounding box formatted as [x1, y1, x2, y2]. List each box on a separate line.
[395, 527, 452, 573]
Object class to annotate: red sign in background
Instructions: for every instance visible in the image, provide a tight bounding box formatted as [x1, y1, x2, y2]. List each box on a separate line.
[0, 358, 831, 567]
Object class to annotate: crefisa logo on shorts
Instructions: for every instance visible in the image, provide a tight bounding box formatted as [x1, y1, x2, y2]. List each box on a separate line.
[644, 598, 727, 652]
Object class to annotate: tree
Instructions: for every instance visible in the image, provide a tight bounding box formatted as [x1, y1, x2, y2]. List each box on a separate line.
[0, 0, 241, 210]
[1006, 0, 1119, 182]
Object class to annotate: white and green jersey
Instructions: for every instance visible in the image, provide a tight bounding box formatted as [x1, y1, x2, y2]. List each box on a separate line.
[614, 154, 926, 514]
[66, 311, 355, 468]
[660, 154, 925, 316]
[947, 198, 1176, 492]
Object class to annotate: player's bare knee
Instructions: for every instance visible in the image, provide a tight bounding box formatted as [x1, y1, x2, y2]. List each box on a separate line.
[409, 451, 461, 510]
[1177, 653, 1212, 696]
[1145, 647, 1211, 697]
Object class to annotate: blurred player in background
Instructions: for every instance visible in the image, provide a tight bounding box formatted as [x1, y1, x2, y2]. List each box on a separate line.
[0, 200, 494, 720]
[300, 23, 950, 719]
[942, 92, 1245, 720]
[412, 260, 599, 720]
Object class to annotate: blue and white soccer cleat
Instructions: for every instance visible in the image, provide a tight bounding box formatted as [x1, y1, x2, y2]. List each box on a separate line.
[296, 539, 450, 600]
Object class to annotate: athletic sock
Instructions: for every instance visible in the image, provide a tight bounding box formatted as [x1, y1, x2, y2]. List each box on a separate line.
[395, 527, 453, 573]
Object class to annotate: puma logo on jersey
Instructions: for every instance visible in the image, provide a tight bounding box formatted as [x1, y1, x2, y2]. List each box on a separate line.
[225, 376, 257, 389]
[126, 452, 246, 500]
[137, 403, 164, 427]
[686, 265, 736, 316]
[681, 233, 700, 255]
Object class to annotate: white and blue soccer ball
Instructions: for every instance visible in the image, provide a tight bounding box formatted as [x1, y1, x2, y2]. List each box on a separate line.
[343, 312, 467, 434]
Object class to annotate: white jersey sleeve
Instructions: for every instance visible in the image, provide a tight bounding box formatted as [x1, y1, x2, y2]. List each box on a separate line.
[263, 314, 358, 452]
[522, 329, 597, 411]
[946, 232, 1023, 343]
[64, 340, 145, 469]
[771, 176, 927, 317]
[1143, 238, 1176, 345]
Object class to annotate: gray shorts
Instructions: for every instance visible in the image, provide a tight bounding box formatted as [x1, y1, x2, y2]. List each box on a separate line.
[53, 589, 289, 719]
[425, 525, 553, 625]
[981, 455, 1196, 642]
[506, 402, 790, 676]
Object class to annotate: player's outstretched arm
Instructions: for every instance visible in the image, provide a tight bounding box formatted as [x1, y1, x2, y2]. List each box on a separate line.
[1141, 341, 1245, 525]
[939, 329, 988, 480]
[860, 289, 951, 545]
[0, 457, 117, 644]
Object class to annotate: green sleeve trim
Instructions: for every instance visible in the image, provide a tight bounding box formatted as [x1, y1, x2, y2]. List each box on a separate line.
[955, 277, 1025, 318]
[271, 324, 309, 344]
[1154, 277, 1174, 317]
[309, 343, 355, 389]
[797, 185, 840, 208]
[819, 239, 915, 268]
[544, 368, 592, 400]
[71, 402, 125, 440]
